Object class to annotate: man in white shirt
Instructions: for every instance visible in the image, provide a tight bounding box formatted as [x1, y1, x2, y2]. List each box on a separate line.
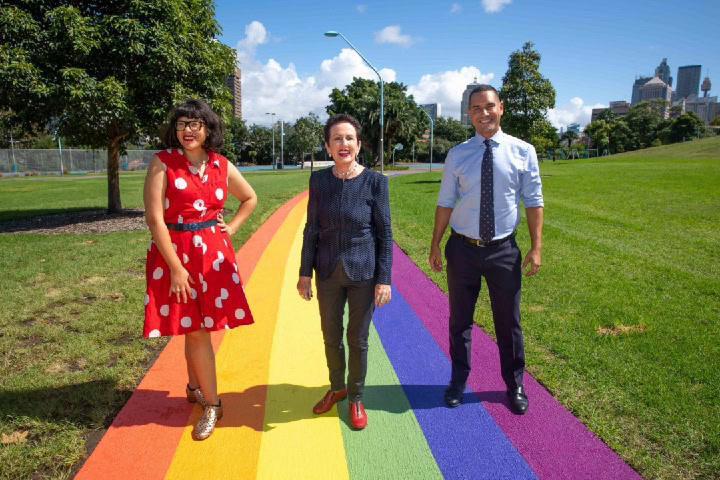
[428, 85, 544, 414]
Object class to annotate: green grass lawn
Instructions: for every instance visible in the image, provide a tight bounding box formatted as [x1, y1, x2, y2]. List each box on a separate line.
[0, 169, 311, 479]
[391, 136, 720, 480]
[1, 137, 719, 479]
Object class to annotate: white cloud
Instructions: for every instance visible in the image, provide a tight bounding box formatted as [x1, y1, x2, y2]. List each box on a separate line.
[546, 97, 606, 131]
[481, 0, 511, 13]
[356, 4, 367, 12]
[374, 25, 415, 47]
[236, 22, 397, 126]
[450, 3, 462, 13]
[407, 67, 494, 120]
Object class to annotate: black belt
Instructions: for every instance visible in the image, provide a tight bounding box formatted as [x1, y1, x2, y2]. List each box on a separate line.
[451, 229, 514, 247]
[165, 219, 218, 231]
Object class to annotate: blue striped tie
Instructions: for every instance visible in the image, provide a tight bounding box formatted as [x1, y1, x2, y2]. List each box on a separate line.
[479, 139, 495, 242]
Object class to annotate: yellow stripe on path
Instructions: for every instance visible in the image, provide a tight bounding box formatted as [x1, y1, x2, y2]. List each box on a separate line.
[165, 198, 309, 479]
[256, 210, 349, 479]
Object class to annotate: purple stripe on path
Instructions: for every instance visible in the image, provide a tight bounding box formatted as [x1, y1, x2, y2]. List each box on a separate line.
[373, 286, 538, 480]
[391, 243, 642, 480]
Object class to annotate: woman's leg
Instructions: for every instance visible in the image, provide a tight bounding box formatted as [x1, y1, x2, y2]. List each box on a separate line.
[316, 264, 348, 392]
[185, 340, 200, 388]
[345, 277, 376, 402]
[184, 329, 219, 405]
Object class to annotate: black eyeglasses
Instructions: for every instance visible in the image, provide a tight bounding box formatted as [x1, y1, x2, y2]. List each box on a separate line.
[175, 120, 205, 131]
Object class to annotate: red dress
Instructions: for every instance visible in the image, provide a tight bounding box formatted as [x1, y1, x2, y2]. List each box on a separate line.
[143, 148, 254, 337]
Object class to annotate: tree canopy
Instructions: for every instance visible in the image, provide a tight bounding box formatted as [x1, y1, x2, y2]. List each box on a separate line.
[0, 1, 235, 211]
[287, 113, 324, 168]
[499, 41, 556, 142]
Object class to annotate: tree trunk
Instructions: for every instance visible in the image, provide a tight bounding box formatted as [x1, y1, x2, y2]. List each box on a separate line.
[106, 130, 127, 213]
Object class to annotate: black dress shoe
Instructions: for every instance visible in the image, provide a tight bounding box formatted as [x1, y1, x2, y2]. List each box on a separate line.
[444, 386, 463, 408]
[507, 385, 529, 414]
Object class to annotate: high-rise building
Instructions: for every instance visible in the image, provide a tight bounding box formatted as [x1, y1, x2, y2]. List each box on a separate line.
[685, 95, 717, 124]
[639, 77, 672, 118]
[225, 68, 242, 119]
[676, 65, 702, 100]
[420, 103, 441, 123]
[655, 58, 672, 87]
[631, 76, 652, 104]
[591, 100, 630, 123]
[701, 75, 711, 97]
[567, 123, 580, 133]
[460, 77, 482, 125]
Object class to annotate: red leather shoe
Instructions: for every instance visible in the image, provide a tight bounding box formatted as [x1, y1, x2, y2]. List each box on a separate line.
[312, 388, 347, 414]
[349, 401, 367, 430]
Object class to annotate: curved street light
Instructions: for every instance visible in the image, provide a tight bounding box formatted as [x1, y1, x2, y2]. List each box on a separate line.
[324, 30, 384, 175]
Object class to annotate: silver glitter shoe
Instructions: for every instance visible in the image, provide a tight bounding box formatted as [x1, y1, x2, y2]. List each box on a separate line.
[186, 384, 206, 408]
[192, 399, 223, 441]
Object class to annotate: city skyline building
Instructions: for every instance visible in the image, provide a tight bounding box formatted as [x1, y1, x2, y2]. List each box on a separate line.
[701, 75, 711, 97]
[639, 77, 672, 118]
[631, 76, 653, 104]
[225, 67, 242, 119]
[591, 100, 630, 123]
[420, 103, 441, 123]
[655, 58, 672, 87]
[676, 65, 702, 100]
[460, 77, 482, 125]
[684, 94, 717, 124]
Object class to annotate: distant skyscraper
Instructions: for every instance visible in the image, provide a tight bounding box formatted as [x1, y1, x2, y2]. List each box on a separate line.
[655, 58, 672, 87]
[685, 95, 717, 124]
[631, 76, 652, 105]
[639, 77, 672, 118]
[701, 75, 711, 97]
[676, 65, 702, 100]
[460, 77, 482, 125]
[420, 103, 441, 122]
[225, 67, 242, 119]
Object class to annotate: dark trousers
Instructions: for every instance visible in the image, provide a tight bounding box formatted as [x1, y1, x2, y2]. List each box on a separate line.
[316, 263, 376, 402]
[445, 234, 525, 390]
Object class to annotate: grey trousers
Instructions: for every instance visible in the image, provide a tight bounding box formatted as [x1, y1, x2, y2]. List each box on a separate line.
[315, 263, 376, 402]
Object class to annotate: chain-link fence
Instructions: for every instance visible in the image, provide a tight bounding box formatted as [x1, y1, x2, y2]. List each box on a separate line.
[0, 149, 157, 175]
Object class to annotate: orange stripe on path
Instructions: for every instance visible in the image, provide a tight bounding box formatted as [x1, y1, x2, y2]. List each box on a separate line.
[75, 191, 308, 480]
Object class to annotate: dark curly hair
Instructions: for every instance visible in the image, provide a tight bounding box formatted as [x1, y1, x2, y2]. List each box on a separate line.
[163, 98, 224, 152]
[324, 113, 362, 144]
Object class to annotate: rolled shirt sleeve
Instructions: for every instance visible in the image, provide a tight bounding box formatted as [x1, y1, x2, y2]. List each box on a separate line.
[436, 151, 459, 208]
[519, 145, 544, 208]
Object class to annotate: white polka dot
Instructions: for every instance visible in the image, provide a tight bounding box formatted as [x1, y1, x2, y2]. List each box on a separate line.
[192, 235, 203, 247]
[172, 243, 177, 252]
[190, 288, 197, 300]
[232, 273, 240, 284]
[215, 297, 223, 308]
[178, 215, 183, 223]
[180, 316, 192, 328]
[211, 226, 216, 233]
[174, 178, 187, 190]
[202, 244, 207, 255]
[204, 317, 214, 328]
[235, 308, 245, 320]
[223, 239, 227, 247]
[149, 329, 161, 338]
[233, 263, 238, 272]
[144, 294, 149, 305]
[214, 159, 220, 167]
[166, 148, 172, 153]
[220, 288, 229, 300]
[215, 188, 223, 200]
[202, 174, 208, 183]
[193, 199, 205, 212]
[152, 267, 163, 280]
[160, 304, 169, 316]
[225, 325, 230, 330]
[183, 253, 189, 264]
[164, 197, 169, 209]
[147, 240, 153, 252]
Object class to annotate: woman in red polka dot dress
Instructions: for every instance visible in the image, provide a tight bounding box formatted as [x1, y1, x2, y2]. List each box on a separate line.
[143, 99, 256, 440]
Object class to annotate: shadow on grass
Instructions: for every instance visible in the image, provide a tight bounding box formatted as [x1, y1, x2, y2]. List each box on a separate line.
[0, 207, 107, 223]
[0, 208, 145, 232]
[0, 379, 131, 428]
[408, 180, 441, 184]
[102, 383, 506, 433]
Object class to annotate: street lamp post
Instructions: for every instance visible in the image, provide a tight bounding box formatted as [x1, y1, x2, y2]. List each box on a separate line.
[420, 109, 434, 172]
[265, 112, 276, 169]
[324, 30, 384, 175]
[280, 119, 284, 169]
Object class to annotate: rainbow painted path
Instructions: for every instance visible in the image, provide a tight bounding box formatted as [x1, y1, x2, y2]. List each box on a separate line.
[76, 193, 641, 479]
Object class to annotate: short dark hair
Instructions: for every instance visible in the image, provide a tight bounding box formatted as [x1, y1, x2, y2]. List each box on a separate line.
[163, 98, 224, 152]
[468, 84, 500, 105]
[324, 113, 362, 144]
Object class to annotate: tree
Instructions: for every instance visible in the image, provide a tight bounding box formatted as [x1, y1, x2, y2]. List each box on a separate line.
[584, 120, 610, 151]
[560, 130, 578, 148]
[225, 117, 248, 164]
[327, 78, 425, 166]
[287, 113, 324, 168]
[668, 111, 706, 143]
[499, 41, 556, 141]
[711, 115, 720, 127]
[625, 100, 665, 149]
[246, 125, 273, 165]
[0, 1, 235, 212]
[434, 116, 473, 144]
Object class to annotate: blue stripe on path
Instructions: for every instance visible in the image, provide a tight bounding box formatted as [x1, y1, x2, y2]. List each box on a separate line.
[373, 286, 538, 480]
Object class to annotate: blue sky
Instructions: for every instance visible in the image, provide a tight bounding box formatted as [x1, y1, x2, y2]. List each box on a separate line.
[214, 0, 720, 129]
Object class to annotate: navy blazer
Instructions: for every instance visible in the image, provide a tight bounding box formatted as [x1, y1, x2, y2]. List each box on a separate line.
[299, 167, 392, 285]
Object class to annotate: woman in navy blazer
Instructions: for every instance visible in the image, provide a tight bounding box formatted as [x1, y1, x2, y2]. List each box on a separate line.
[297, 113, 392, 430]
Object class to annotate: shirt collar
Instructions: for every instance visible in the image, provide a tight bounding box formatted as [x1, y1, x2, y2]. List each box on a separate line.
[473, 128, 503, 147]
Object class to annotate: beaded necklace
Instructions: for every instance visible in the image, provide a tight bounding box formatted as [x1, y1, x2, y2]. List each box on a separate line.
[333, 161, 358, 178]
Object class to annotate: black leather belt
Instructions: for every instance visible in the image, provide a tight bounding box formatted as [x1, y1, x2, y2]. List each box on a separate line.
[451, 229, 514, 247]
[165, 219, 218, 231]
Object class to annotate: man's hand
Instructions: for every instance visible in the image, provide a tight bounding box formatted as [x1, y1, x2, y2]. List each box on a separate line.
[428, 245, 443, 273]
[522, 248, 541, 277]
